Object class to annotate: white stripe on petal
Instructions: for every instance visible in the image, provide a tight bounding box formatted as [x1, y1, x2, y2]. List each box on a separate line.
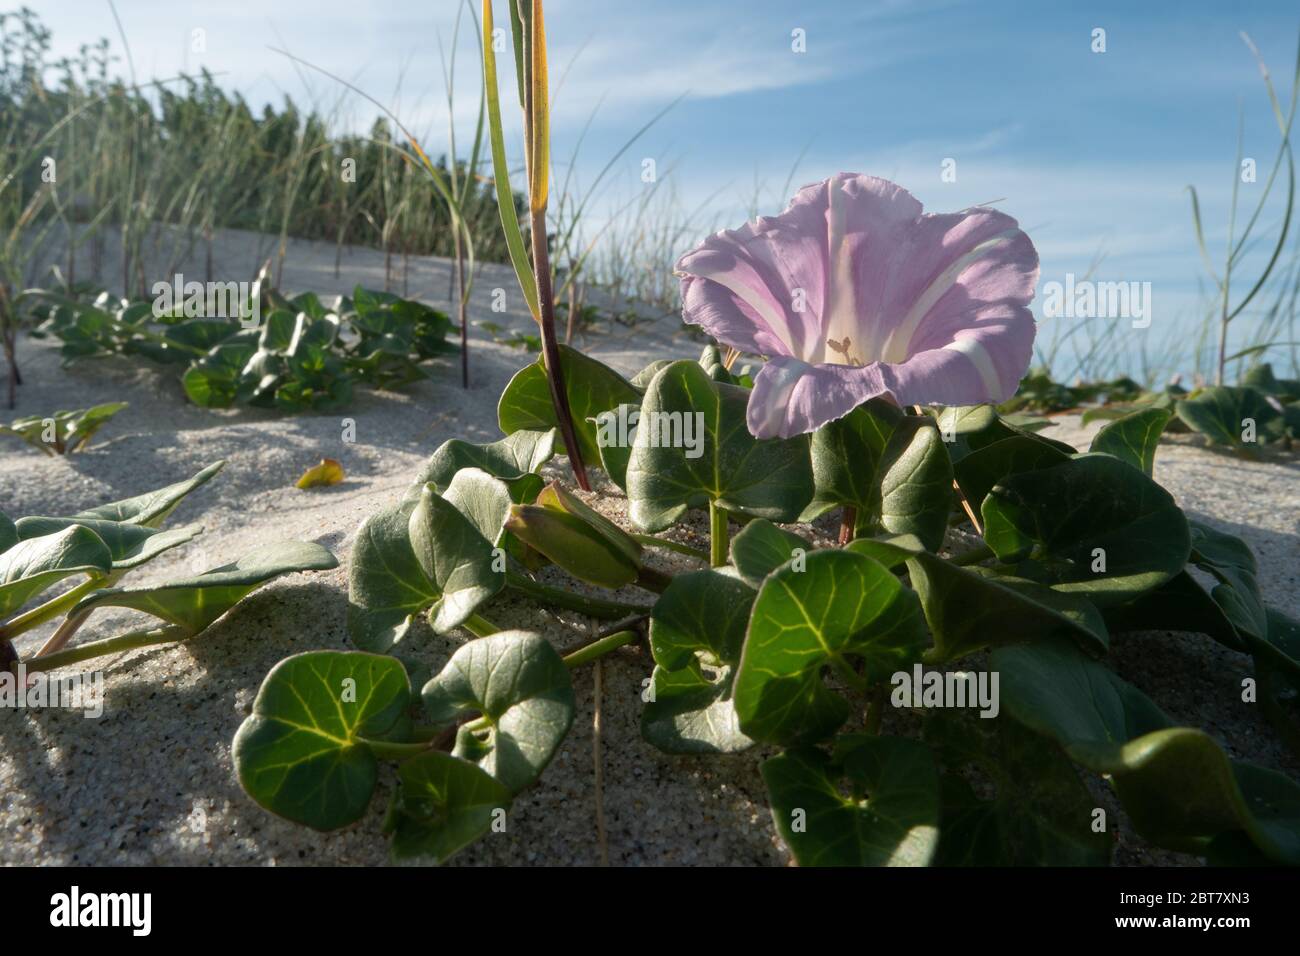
[941, 335, 1004, 398]
[819, 181, 858, 364]
[880, 228, 1021, 363]
[691, 252, 799, 358]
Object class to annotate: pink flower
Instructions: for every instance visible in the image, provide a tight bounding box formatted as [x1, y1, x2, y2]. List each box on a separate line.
[675, 173, 1039, 438]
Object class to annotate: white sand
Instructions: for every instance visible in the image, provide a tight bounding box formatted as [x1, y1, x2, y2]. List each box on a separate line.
[0, 231, 1296, 865]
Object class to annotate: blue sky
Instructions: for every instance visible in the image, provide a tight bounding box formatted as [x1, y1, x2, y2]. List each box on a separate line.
[28, 0, 1300, 377]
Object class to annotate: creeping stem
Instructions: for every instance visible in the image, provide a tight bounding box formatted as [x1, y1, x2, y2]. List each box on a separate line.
[505, 570, 652, 618]
[0, 576, 102, 642]
[20, 624, 191, 674]
[562, 629, 638, 668]
[630, 533, 709, 562]
[709, 501, 728, 567]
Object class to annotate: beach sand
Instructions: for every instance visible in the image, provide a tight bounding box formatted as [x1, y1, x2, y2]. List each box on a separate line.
[1, 230, 1296, 865]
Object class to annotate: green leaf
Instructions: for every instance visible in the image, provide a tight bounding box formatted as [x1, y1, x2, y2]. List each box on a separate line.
[74, 460, 226, 526]
[734, 549, 926, 745]
[421, 630, 575, 793]
[952, 435, 1069, 510]
[729, 518, 810, 588]
[925, 710, 1110, 866]
[182, 339, 257, 408]
[72, 540, 338, 636]
[627, 361, 814, 532]
[233, 650, 411, 831]
[1188, 520, 1267, 641]
[643, 567, 756, 754]
[981, 453, 1190, 607]
[845, 536, 1108, 661]
[15, 517, 201, 571]
[498, 345, 638, 468]
[413, 429, 556, 498]
[995, 639, 1300, 864]
[408, 483, 506, 633]
[762, 735, 940, 866]
[802, 399, 953, 551]
[384, 751, 512, 863]
[1176, 386, 1283, 447]
[0, 513, 16, 552]
[1089, 407, 1171, 476]
[0, 402, 128, 455]
[347, 501, 440, 652]
[1102, 570, 1243, 650]
[0, 526, 112, 618]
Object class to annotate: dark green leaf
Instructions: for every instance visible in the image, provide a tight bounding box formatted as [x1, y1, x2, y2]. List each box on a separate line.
[384, 751, 512, 863]
[735, 549, 926, 745]
[72, 540, 337, 636]
[981, 453, 1190, 607]
[421, 630, 575, 793]
[762, 735, 940, 866]
[729, 518, 810, 588]
[627, 361, 813, 532]
[803, 400, 953, 551]
[1089, 407, 1171, 476]
[233, 650, 410, 830]
[643, 567, 756, 753]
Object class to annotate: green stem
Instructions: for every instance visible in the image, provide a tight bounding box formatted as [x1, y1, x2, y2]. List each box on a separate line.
[709, 501, 728, 567]
[0, 575, 103, 640]
[359, 738, 434, 760]
[864, 683, 887, 735]
[20, 624, 190, 674]
[463, 612, 500, 637]
[631, 533, 709, 562]
[563, 629, 638, 668]
[634, 565, 673, 594]
[948, 542, 994, 567]
[505, 571, 652, 619]
[831, 657, 869, 695]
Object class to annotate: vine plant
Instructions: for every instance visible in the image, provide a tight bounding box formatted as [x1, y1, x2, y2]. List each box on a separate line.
[230, 345, 1300, 865]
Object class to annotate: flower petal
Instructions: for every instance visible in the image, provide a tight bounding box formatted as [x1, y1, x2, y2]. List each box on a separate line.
[747, 356, 888, 440]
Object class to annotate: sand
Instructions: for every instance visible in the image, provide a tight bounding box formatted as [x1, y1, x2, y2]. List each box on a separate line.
[1, 229, 1296, 866]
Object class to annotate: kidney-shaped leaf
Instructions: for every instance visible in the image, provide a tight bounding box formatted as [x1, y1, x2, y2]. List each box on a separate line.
[802, 400, 953, 551]
[0, 526, 112, 618]
[409, 483, 506, 633]
[729, 519, 811, 588]
[845, 536, 1108, 661]
[74, 460, 226, 527]
[421, 630, 575, 794]
[627, 361, 813, 532]
[994, 639, 1300, 864]
[16, 516, 201, 571]
[735, 549, 926, 746]
[1089, 407, 1171, 476]
[414, 428, 556, 497]
[347, 501, 439, 652]
[234, 650, 410, 830]
[643, 567, 756, 754]
[498, 345, 639, 467]
[981, 453, 1190, 607]
[384, 750, 512, 863]
[1176, 386, 1283, 448]
[762, 735, 940, 867]
[72, 540, 337, 636]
